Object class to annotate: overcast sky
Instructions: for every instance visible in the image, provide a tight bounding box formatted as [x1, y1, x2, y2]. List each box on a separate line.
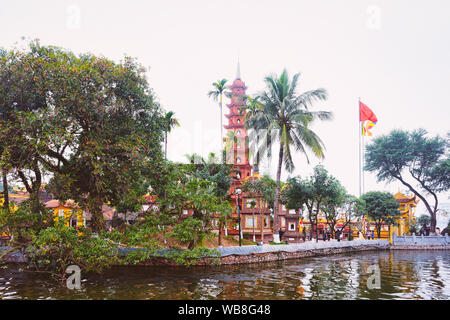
[1, 0, 449, 226]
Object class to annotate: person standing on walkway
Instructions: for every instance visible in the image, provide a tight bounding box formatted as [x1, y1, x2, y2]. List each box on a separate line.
[371, 230, 374, 240]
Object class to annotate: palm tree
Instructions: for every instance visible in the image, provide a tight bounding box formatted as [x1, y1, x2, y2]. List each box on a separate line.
[241, 95, 263, 167]
[163, 111, 180, 159]
[246, 69, 333, 242]
[208, 79, 229, 148]
[223, 130, 241, 165]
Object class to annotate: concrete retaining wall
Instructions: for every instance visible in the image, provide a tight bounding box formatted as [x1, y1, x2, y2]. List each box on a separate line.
[392, 233, 450, 246]
[216, 239, 389, 265]
[4, 238, 448, 267]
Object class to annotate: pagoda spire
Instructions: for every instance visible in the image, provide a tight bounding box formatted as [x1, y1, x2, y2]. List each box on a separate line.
[236, 59, 241, 79]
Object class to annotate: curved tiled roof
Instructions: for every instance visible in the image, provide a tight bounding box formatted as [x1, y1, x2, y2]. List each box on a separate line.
[45, 199, 79, 209]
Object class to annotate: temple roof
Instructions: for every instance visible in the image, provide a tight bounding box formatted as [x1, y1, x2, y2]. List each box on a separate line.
[244, 170, 261, 182]
[394, 191, 418, 205]
[45, 199, 79, 209]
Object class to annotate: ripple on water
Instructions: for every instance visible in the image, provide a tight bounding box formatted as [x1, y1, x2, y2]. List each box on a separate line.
[1, 250, 449, 299]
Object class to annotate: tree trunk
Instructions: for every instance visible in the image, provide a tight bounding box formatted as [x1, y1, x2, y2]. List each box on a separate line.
[220, 99, 223, 147]
[2, 169, 9, 211]
[273, 142, 284, 241]
[88, 196, 106, 234]
[252, 208, 255, 242]
[349, 221, 352, 240]
[218, 220, 223, 246]
[259, 199, 264, 243]
[395, 175, 438, 233]
[376, 223, 381, 239]
[30, 161, 42, 215]
[165, 131, 168, 159]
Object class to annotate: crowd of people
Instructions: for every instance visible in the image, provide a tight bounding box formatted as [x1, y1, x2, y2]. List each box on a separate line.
[299, 228, 377, 242]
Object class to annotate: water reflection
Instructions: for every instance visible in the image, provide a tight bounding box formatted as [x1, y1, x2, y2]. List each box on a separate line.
[0, 250, 449, 300]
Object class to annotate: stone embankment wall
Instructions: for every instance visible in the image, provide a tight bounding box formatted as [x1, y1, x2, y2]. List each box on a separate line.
[3, 238, 449, 266]
[390, 245, 450, 250]
[216, 239, 390, 265]
[392, 233, 449, 246]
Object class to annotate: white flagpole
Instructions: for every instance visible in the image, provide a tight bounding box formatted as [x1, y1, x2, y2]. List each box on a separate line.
[358, 97, 362, 198]
[362, 118, 365, 196]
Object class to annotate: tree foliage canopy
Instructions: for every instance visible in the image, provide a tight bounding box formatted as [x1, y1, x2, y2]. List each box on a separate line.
[361, 191, 401, 238]
[0, 41, 167, 231]
[365, 129, 449, 232]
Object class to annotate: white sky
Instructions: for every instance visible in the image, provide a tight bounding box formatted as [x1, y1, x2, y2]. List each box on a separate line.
[1, 0, 449, 226]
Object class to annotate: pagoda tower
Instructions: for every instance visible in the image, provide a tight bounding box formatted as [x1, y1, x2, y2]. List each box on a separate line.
[225, 62, 252, 179]
[224, 63, 253, 233]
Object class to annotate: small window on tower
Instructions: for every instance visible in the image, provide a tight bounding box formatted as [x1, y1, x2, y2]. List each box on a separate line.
[236, 157, 241, 163]
[237, 119, 241, 123]
[236, 130, 241, 136]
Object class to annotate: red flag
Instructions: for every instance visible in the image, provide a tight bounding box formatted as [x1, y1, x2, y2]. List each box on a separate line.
[359, 101, 377, 123]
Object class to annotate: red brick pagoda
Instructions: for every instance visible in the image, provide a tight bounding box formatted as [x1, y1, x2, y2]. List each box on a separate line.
[224, 64, 274, 241]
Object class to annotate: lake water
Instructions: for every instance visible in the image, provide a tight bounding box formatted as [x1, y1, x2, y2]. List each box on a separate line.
[0, 250, 449, 300]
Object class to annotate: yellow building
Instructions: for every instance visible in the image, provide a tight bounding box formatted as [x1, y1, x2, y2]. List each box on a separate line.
[45, 199, 85, 229]
[352, 191, 419, 242]
[390, 191, 419, 238]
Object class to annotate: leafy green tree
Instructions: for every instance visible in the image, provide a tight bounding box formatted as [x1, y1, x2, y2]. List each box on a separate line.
[242, 174, 278, 211]
[282, 166, 341, 241]
[0, 42, 49, 211]
[242, 174, 277, 242]
[167, 172, 231, 249]
[184, 152, 232, 246]
[24, 43, 165, 232]
[30, 221, 121, 282]
[338, 194, 365, 239]
[1, 42, 166, 232]
[244, 69, 332, 241]
[417, 214, 431, 228]
[365, 129, 449, 233]
[361, 191, 401, 239]
[304, 165, 338, 241]
[0, 200, 54, 249]
[321, 180, 347, 237]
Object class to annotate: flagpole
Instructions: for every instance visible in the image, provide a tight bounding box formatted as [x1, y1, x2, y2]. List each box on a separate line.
[359, 97, 365, 238]
[362, 117, 365, 196]
[358, 97, 362, 198]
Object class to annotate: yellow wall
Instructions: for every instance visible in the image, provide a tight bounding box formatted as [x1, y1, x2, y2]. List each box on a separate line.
[53, 205, 84, 228]
[1, 197, 85, 238]
[0, 197, 19, 237]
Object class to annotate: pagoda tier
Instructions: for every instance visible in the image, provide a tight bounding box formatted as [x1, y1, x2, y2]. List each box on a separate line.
[224, 124, 245, 130]
[225, 113, 243, 119]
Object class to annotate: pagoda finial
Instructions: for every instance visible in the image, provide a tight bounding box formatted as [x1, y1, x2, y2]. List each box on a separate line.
[236, 59, 241, 79]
